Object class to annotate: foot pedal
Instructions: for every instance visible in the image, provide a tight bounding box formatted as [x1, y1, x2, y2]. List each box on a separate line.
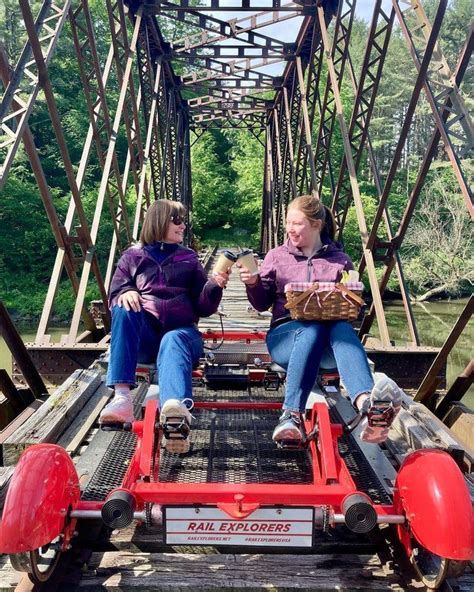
[100, 421, 132, 432]
[161, 416, 190, 441]
[367, 401, 395, 428]
[263, 372, 281, 390]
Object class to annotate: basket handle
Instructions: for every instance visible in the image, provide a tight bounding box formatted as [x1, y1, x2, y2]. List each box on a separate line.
[335, 283, 365, 306]
[284, 283, 319, 309]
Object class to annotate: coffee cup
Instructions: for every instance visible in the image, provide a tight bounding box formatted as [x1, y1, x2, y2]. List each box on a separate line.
[237, 249, 259, 276]
[213, 250, 237, 275]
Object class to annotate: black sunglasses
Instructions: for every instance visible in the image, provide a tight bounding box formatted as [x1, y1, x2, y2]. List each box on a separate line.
[170, 214, 186, 225]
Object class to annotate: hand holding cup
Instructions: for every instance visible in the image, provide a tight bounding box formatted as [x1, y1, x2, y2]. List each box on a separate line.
[213, 250, 237, 275]
[213, 269, 231, 289]
[236, 250, 259, 286]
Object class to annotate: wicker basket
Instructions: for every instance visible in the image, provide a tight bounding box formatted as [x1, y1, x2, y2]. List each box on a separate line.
[284, 282, 365, 321]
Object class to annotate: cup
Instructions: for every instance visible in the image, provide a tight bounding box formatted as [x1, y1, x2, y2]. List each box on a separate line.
[237, 249, 259, 276]
[213, 250, 237, 275]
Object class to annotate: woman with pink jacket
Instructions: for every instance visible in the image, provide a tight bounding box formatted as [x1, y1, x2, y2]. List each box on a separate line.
[238, 195, 401, 446]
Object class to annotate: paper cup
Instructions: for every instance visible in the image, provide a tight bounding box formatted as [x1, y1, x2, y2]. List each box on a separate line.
[213, 251, 237, 275]
[237, 250, 258, 276]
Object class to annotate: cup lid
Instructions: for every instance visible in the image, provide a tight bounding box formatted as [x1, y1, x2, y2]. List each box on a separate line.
[222, 250, 238, 261]
[237, 249, 253, 257]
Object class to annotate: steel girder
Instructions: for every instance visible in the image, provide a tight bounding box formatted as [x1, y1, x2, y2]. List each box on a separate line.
[0, 0, 73, 190]
[0, 0, 472, 356]
[260, 0, 471, 347]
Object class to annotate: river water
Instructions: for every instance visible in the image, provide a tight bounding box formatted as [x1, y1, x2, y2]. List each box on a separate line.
[1, 299, 472, 407]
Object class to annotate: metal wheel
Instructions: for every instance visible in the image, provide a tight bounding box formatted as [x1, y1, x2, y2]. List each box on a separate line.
[9, 552, 32, 573]
[411, 546, 467, 589]
[9, 536, 62, 584]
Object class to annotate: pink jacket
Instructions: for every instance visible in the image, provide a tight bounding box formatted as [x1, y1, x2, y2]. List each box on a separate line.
[246, 239, 353, 323]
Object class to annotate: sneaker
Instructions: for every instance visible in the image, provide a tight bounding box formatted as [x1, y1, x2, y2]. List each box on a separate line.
[160, 398, 193, 454]
[99, 392, 134, 424]
[359, 376, 402, 444]
[272, 410, 304, 445]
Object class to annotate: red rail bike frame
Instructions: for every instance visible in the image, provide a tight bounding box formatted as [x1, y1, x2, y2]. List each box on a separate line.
[72, 398, 399, 521]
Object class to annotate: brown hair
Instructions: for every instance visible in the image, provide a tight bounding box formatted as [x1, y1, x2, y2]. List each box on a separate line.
[288, 194, 325, 223]
[139, 199, 186, 245]
[288, 195, 335, 241]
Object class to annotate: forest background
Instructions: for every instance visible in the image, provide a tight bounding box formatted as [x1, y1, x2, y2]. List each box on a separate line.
[0, 0, 472, 321]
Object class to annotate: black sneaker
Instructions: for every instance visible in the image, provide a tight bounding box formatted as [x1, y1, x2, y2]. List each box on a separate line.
[272, 410, 304, 445]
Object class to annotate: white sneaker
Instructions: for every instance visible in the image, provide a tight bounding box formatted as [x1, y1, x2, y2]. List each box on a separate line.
[99, 392, 134, 424]
[160, 398, 193, 454]
[359, 376, 402, 444]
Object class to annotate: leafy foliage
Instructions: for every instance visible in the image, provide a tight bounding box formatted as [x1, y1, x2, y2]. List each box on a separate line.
[0, 2, 472, 321]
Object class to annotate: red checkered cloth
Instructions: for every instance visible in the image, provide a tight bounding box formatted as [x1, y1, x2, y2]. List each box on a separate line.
[284, 281, 364, 293]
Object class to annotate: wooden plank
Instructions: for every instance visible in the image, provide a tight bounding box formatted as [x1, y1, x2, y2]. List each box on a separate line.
[2, 368, 102, 466]
[0, 466, 14, 509]
[79, 552, 405, 591]
[0, 400, 43, 445]
[442, 402, 474, 451]
[58, 382, 112, 455]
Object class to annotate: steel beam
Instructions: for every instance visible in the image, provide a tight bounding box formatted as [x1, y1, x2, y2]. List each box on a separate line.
[144, 0, 306, 11]
[318, 5, 391, 346]
[394, 0, 473, 218]
[358, 27, 473, 339]
[0, 0, 72, 189]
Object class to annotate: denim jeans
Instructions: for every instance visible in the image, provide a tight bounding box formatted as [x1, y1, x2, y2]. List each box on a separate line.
[266, 320, 373, 412]
[106, 305, 203, 406]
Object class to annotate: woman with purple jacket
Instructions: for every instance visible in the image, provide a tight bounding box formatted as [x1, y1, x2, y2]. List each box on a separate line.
[100, 199, 229, 453]
[238, 195, 401, 446]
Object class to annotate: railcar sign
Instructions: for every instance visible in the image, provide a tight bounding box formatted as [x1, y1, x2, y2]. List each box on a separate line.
[164, 506, 314, 547]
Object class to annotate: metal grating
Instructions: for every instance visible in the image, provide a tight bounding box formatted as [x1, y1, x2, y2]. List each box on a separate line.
[159, 407, 313, 485]
[82, 431, 137, 501]
[328, 403, 392, 505]
[194, 385, 283, 402]
[82, 386, 147, 501]
[81, 384, 391, 502]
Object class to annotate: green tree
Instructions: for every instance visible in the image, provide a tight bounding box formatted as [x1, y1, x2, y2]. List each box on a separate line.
[191, 131, 235, 235]
[401, 172, 473, 300]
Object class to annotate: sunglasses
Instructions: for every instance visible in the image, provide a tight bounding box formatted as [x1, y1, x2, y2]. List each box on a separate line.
[170, 214, 186, 225]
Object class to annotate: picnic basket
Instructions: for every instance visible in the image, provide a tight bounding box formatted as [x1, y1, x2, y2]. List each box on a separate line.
[284, 281, 365, 321]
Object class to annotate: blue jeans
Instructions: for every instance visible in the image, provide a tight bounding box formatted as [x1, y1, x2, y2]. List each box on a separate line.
[266, 320, 373, 412]
[106, 305, 203, 407]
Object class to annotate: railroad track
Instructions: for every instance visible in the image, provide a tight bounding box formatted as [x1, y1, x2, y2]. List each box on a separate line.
[4, 384, 473, 591]
[1, 248, 473, 592]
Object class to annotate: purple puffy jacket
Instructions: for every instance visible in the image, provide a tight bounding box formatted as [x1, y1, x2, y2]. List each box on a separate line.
[246, 239, 353, 324]
[109, 244, 223, 331]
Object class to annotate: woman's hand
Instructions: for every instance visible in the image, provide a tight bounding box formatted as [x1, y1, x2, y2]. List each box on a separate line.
[213, 269, 231, 289]
[236, 262, 259, 286]
[117, 290, 144, 312]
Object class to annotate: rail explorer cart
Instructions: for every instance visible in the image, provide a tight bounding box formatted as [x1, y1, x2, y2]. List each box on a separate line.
[0, 330, 472, 588]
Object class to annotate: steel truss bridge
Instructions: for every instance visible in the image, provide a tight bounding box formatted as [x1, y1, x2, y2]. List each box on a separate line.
[0, 0, 472, 406]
